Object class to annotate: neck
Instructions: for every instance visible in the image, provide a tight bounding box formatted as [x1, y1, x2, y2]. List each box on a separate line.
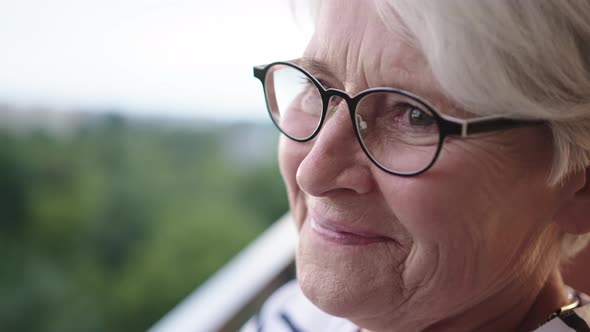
[516, 270, 570, 332]
[434, 270, 569, 332]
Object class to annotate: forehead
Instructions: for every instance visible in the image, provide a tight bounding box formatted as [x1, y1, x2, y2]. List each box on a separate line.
[303, 0, 447, 106]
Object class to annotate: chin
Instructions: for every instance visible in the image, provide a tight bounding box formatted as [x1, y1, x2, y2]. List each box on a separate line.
[295, 220, 406, 319]
[296, 260, 368, 318]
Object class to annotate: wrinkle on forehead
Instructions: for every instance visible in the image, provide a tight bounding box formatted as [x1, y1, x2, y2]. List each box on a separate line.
[309, 0, 378, 90]
[304, 0, 464, 117]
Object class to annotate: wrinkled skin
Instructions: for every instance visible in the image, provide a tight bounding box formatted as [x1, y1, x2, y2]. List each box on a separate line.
[278, 0, 586, 331]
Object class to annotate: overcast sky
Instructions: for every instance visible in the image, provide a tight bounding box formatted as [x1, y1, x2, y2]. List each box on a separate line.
[0, 0, 312, 120]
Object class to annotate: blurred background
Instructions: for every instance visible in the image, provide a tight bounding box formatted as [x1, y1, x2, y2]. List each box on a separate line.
[0, 1, 311, 331]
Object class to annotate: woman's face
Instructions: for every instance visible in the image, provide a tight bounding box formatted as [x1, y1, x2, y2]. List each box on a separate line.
[278, 0, 572, 330]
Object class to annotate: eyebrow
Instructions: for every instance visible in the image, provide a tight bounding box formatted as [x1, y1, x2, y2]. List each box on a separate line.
[291, 57, 444, 106]
[293, 57, 334, 77]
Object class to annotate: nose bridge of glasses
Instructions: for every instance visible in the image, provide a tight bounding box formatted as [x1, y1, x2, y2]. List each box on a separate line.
[325, 88, 353, 105]
[326, 92, 368, 135]
[313, 97, 363, 157]
[326, 86, 356, 108]
[322, 94, 371, 150]
[325, 94, 351, 119]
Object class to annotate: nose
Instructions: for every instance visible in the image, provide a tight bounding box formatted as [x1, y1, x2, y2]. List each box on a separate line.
[296, 98, 375, 197]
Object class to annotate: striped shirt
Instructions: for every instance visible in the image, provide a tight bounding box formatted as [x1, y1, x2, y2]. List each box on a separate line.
[241, 280, 590, 332]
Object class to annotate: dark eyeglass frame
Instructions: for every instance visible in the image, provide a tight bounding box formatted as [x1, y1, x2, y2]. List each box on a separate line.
[253, 61, 544, 176]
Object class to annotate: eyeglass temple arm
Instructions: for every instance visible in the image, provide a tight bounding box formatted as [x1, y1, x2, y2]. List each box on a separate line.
[253, 65, 267, 81]
[441, 116, 544, 138]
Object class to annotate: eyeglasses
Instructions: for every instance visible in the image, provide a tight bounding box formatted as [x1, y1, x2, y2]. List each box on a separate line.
[253, 61, 543, 176]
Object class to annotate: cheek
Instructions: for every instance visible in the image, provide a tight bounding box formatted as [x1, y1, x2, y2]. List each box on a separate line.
[379, 129, 555, 242]
[374, 132, 558, 286]
[278, 137, 297, 187]
[375, 172, 479, 250]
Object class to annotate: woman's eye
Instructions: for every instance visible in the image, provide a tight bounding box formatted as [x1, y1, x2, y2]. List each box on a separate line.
[406, 107, 435, 128]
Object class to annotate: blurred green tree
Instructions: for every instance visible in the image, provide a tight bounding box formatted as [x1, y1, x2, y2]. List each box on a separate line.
[0, 114, 287, 332]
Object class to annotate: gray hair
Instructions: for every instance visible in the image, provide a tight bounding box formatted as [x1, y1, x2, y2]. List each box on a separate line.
[304, 0, 590, 259]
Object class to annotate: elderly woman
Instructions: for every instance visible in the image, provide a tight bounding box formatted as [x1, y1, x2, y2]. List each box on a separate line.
[245, 0, 590, 331]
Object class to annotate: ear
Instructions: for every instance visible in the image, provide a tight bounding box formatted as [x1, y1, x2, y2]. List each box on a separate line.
[554, 166, 590, 234]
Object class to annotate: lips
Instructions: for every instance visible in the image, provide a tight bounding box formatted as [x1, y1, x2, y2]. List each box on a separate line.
[310, 217, 392, 246]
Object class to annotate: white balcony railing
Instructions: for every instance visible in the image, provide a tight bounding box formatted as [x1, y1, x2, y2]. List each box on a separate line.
[148, 213, 297, 332]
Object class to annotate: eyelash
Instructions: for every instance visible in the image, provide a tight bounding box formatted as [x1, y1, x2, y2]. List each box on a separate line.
[315, 78, 333, 90]
[304, 72, 334, 89]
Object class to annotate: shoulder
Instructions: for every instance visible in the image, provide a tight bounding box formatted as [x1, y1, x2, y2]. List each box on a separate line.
[240, 280, 358, 332]
[535, 292, 590, 332]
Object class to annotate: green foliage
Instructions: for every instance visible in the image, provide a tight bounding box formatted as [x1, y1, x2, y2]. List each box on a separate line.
[0, 114, 288, 332]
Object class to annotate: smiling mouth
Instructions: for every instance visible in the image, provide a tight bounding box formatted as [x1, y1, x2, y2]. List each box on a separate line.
[310, 218, 392, 246]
